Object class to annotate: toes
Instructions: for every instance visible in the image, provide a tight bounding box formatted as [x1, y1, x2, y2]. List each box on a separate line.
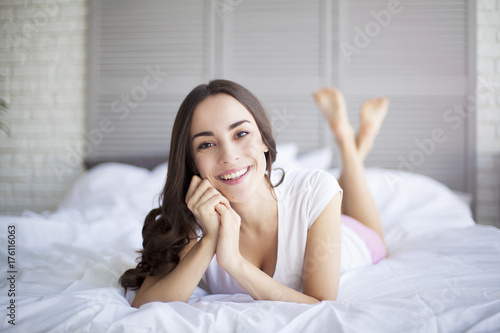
[313, 88, 346, 111]
[361, 97, 389, 115]
[371, 97, 389, 108]
[313, 87, 344, 100]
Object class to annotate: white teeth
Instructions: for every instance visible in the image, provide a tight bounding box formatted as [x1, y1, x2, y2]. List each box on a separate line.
[220, 167, 248, 180]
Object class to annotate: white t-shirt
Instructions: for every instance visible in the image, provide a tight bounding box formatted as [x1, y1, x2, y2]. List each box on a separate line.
[201, 169, 372, 295]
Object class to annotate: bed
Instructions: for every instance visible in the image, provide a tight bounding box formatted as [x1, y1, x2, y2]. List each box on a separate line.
[1, 144, 500, 333]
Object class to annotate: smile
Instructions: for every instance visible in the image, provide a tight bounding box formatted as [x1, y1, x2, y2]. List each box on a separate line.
[218, 166, 250, 181]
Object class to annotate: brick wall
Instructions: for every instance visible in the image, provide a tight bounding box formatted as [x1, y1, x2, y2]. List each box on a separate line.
[476, 0, 500, 227]
[0, 0, 88, 214]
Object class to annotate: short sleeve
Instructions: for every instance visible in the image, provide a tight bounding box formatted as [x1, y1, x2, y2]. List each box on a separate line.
[307, 170, 343, 228]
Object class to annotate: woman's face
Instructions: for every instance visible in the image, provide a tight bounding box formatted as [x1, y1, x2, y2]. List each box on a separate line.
[189, 93, 269, 203]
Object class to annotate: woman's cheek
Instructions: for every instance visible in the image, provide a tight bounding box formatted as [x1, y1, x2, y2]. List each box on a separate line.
[248, 144, 267, 166]
[195, 156, 215, 181]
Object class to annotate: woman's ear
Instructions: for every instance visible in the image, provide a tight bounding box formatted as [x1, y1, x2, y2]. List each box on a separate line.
[262, 141, 270, 153]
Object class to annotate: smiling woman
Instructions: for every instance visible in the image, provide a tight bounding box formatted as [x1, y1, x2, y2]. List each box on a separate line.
[119, 79, 387, 307]
[119, 80, 284, 305]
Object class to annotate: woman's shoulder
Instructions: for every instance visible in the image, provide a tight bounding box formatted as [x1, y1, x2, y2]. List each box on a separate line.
[284, 168, 335, 182]
[274, 169, 337, 191]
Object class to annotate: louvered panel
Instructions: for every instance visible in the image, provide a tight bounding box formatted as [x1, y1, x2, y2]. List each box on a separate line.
[330, 0, 340, 85]
[222, 0, 328, 154]
[87, 0, 475, 195]
[260, 95, 327, 152]
[337, 0, 474, 193]
[340, 95, 469, 191]
[341, 0, 468, 77]
[91, 94, 183, 158]
[225, 0, 323, 80]
[98, 0, 206, 78]
[89, 0, 208, 160]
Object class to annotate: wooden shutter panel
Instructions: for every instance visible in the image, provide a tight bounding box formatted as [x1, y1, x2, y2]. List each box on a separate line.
[88, 0, 475, 194]
[337, 0, 475, 193]
[88, 0, 208, 159]
[221, 0, 331, 151]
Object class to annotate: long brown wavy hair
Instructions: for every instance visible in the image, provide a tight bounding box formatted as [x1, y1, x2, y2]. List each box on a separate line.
[119, 79, 280, 291]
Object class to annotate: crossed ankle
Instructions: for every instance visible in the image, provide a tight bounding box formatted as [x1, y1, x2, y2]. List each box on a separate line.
[332, 125, 355, 143]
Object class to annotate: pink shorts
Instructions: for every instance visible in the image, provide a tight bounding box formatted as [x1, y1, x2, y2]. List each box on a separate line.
[341, 214, 387, 264]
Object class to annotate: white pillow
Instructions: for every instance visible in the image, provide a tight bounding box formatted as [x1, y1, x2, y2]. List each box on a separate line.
[273, 143, 303, 171]
[297, 146, 332, 170]
[59, 163, 150, 210]
[151, 161, 168, 181]
[273, 144, 334, 171]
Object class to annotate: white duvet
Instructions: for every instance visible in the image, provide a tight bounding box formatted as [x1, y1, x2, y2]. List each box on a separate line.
[1, 152, 500, 332]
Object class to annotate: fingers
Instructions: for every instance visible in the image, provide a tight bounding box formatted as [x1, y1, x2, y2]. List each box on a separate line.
[186, 176, 214, 209]
[198, 189, 230, 214]
[214, 203, 228, 219]
[185, 175, 202, 206]
[185, 176, 230, 214]
[215, 204, 240, 225]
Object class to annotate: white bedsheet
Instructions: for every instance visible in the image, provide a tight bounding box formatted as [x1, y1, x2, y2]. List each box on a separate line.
[1, 161, 500, 333]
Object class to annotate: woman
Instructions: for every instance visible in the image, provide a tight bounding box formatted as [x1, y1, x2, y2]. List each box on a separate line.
[120, 79, 388, 307]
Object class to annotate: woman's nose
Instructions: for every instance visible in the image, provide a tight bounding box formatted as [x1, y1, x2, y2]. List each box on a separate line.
[219, 142, 239, 164]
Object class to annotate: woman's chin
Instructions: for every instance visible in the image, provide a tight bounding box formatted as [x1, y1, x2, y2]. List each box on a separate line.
[220, 191, 249, 204]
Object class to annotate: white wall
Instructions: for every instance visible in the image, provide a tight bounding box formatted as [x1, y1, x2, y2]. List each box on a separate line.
[0, 0, 498, 228]
[476, 0, 500, 227]
[0, 0, 88, 214]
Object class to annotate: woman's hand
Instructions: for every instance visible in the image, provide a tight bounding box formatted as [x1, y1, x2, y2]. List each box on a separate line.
[185, 176, 244, 272]
[185, 176, 230, 239]
[214, 203, 243, 272]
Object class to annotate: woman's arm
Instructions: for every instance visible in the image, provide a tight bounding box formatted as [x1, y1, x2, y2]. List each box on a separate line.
[132, 176, 230, 307]
[131, 234, 217, 307]
[302, 191, 342, 301]
[218, 192, 342, 304]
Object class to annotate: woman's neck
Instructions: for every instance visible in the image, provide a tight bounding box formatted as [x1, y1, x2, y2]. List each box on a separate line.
[230, 179, 277, 230]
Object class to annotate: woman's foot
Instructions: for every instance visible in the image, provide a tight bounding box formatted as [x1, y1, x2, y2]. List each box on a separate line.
[357, 97, 389, 161]
[313, 88, 354, 142]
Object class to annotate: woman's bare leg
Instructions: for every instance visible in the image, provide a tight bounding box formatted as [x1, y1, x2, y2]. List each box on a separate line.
[313, 88, 387, 241]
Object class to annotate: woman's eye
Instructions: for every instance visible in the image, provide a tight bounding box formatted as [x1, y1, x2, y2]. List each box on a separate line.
[197, 142, 214, 150]
[235, 131, 249, 139]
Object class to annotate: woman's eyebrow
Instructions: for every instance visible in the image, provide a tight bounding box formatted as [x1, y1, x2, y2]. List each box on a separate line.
[228, 119, 250, 130]
[192, 120, 251, 142]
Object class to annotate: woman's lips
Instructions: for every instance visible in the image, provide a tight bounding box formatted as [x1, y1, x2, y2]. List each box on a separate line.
[217, 166, 251, 184]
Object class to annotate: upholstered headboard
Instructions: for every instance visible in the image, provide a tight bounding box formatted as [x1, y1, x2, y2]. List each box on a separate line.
[84, 156, 168, 171]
